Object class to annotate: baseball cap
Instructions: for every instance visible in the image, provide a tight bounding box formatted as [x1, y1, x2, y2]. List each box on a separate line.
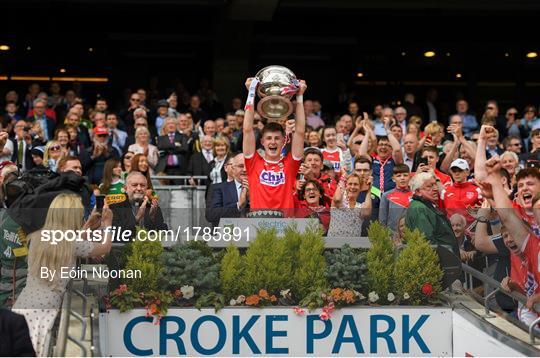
[31, 146, 45, 158]
[235, 109, 245, 116]
[450, 158, 469, 171]
[93, 126, 109, 136]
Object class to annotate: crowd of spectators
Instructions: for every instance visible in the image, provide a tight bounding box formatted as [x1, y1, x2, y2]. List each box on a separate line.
[1, 78, 540, 354]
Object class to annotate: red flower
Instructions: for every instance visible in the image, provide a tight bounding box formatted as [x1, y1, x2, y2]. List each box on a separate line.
[293, 306, 306, 316]
[319, 311, 330, 321]
[118, 284, 128, 293]
[422, 283, 434, 296]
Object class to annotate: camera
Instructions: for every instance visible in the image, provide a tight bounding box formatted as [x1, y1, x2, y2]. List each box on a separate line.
[23, 125, 32, 132]
[418, 157, 429, 166]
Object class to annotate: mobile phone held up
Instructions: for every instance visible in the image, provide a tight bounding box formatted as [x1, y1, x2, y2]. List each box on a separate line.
[95, 194, 105, 213]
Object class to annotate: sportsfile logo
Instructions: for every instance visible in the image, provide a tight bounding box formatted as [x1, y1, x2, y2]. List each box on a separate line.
[260, 170, 285, 186]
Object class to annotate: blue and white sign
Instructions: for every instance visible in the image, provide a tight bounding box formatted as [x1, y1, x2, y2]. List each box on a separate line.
[99, 307, 452, 356]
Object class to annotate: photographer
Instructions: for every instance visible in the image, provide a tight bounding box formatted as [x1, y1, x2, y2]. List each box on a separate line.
[10, 120, 43, 172]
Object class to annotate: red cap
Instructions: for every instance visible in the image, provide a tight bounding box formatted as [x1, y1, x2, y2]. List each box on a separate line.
[93, 126, 109, 136]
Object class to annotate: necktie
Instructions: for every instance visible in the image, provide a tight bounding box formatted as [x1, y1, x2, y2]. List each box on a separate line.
[167, 133, 175, 166]
[18, 140, 24, 165]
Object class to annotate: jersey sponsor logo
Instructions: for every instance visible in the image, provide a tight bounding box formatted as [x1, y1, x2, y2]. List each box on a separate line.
[466, 191, 475, 200]
[260, 170, 285, 187]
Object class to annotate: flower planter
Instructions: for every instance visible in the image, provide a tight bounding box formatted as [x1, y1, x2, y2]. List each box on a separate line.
[99, 306, 452, 356]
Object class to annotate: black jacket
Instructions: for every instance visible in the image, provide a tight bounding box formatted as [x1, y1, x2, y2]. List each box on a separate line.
[155, 131, 191, 174]
[0, 308, 36, 356]
[187, 152, 213, 184]
[110, 198, 167, 241]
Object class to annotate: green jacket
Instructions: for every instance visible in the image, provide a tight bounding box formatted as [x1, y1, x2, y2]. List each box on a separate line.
[405, 196, 459, 255]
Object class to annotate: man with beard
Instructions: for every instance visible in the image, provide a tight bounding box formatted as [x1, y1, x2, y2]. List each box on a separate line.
[110, 171, 167, 241]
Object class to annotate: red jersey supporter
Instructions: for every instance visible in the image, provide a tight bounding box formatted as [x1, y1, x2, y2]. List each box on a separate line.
[379, 163, 412, 232]
[242, 77, 307, 211]
[513, 168, 540, 235]
[294, 180, 331, 234]
[300, 148, 337, 203]
[442, 158, 482, 220]
[480, 157, 540, 313]
[321, 126, 351, 174]
[416, 146, 451, 186]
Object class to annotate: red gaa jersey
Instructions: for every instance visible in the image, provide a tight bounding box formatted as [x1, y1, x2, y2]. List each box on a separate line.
[245, 151, 301, 210]
[442, 181, 482, 220]
[322, 148, 341, 172]
[521, 235, 540, 297]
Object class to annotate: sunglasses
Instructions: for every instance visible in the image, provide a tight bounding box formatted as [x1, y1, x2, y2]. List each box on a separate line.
[354, 141, 363, 145]
[97, 134, 108, 138]
[130, 98, 140, 102]
[507, 112, 518, 116]
[49, 145, 61, 151]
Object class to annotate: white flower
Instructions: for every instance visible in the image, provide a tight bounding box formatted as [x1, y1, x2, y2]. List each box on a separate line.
[236, 295, 246, 303]
[230, 299, 237, 306]
[280, 289, 291, 298]
[387, 293, 395, 302]
[353, 290, 365, 300]
[368, 291, 379, 303]
[403, 292, 410, 300]
[180, 285, 195, 300]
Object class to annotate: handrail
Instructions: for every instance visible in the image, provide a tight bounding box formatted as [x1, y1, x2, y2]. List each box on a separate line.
[52, 281, 71, 356]
[51, 279, 90, 356]
[150, 175, 208, 180]
[461, 263, 540, 343]
[90, 306, 102, 357]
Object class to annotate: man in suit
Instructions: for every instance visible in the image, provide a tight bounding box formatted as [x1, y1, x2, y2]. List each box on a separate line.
[207, 153, 248, 227]
[110, 171, 167, 240]
[188, 135, 213, 186]
[156, 117, 191, 178]
[0, 308, 35, 356]
[26, 98, 55, 141]
[11, 120, 35, 172]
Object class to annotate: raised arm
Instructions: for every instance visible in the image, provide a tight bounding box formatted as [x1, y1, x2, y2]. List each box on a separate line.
[291, 80, 307, 159]
[347, 113, 367, 148]
[359, 121, 372, 157]
[473, 200, 499, 254]
[474, 125, 493, 182]
[481, 157, 531, 248]
[384, 120, 403, 164]
[242, 78, 258, 158]
[360, 177, 373, 219]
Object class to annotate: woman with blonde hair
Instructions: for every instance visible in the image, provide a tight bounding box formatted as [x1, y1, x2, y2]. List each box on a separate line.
[12, 193, 113, 356]
[208, 136, 231, 185]
[127, 126, 159, 174]
[43, 140, 64, 172]
[327, 172, 373, 237]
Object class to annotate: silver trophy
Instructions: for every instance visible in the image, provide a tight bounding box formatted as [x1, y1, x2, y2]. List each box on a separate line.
[255, 65, 298, 119]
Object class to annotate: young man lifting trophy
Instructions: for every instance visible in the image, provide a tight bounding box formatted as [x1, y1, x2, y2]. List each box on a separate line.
[242, 66, 307, 216]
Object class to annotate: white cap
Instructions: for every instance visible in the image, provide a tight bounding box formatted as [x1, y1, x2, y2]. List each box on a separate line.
[450, 158, 469, 171]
